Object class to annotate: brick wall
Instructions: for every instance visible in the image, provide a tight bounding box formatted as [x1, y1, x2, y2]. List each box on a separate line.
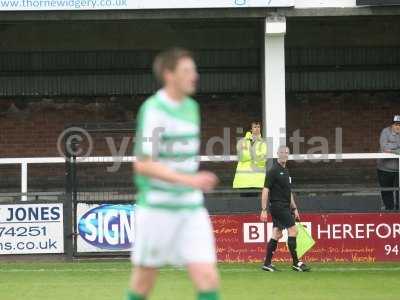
[287, 92, 400, 153]
[0, 92, 399, 191]
[0, 97, 139, 191]
[287, 92, 400, 186]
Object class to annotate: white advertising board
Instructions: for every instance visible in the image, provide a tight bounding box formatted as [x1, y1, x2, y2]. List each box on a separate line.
[0, 203, 64, 255]
[0, 0, 294, 11]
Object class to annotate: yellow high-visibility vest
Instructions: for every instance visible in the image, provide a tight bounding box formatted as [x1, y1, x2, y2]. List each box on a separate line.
[232, 132, 267, 188]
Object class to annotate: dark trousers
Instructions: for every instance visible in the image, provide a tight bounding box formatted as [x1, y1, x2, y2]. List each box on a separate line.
[377, 169, 399, 210]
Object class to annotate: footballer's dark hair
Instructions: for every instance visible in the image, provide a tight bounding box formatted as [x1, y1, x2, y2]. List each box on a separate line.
[153, 48, 194, 83]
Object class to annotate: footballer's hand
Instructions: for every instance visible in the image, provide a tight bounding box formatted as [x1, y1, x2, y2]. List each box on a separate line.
[260, 210, 268, 222]
[186, 171, 219, 192]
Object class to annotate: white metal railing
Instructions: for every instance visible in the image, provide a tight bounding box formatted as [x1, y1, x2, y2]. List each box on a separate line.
[0, 153, 398, 201]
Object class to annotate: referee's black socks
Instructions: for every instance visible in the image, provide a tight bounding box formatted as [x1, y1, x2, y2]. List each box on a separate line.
[287, 236, 299, 265]
[264, 238, 278, 266]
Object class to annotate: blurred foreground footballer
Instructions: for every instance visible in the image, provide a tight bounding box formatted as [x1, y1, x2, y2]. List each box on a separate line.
[128, 48, 220, 300]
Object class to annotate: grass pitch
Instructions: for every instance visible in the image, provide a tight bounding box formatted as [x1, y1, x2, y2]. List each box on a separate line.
[0, 261, 399, 300]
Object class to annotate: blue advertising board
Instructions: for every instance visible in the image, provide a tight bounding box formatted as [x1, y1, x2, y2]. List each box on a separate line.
[76, 203, 134, 253]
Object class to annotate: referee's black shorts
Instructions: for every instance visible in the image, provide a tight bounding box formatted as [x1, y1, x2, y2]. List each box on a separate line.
[270, 205, 296, 230]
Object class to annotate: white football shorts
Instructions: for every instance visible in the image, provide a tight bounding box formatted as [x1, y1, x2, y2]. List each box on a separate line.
[131, 206, 217, 267]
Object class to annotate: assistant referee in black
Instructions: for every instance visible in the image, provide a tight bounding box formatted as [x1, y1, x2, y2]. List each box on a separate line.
[260, 145, 310, 272]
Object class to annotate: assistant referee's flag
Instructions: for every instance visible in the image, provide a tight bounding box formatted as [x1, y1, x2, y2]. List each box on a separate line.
[291, 223, 315, 258]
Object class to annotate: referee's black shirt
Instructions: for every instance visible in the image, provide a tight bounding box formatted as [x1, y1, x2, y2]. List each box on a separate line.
[264, 161, 292, 209]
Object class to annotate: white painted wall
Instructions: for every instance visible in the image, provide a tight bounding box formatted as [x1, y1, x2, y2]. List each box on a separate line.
[295, 0, 357, 8]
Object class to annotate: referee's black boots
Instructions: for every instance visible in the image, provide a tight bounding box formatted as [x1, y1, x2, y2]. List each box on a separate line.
[292, 261, 311, 272]
[261, 264, 279, 272]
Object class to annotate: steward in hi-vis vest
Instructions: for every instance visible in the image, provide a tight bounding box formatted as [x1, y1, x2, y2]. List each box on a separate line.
[233, 122, 267, 188]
